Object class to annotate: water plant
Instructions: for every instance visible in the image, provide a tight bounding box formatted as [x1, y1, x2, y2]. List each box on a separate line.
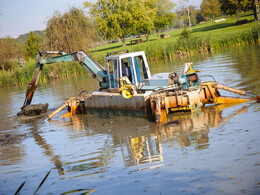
[14, 170, 95, 195]
[15, 170, 51, 195]
[0, 61, 86, 88]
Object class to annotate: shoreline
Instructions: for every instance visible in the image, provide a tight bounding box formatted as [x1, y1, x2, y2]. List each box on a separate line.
[1, 25, 259, 88]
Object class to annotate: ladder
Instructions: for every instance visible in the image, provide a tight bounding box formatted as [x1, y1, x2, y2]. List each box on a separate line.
[256, 0, 260, 24]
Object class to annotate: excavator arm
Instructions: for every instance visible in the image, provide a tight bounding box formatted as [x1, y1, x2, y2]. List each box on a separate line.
[22, 51, 109, 109]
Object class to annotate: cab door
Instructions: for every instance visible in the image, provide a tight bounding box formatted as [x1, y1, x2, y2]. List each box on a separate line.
[107, 59, 120, 89]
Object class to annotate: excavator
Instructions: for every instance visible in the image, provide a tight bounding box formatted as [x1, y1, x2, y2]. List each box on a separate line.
[22, 51, 109, 108]
[21, 50, 259, 125]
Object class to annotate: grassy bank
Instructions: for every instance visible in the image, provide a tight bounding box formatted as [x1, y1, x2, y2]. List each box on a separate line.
[1, 11, 260, 88]
[0, 61, 86, 88]
[91, 12, 260, 62]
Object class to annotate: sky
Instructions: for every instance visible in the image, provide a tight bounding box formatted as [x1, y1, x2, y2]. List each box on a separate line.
[0, 0, 202, 39]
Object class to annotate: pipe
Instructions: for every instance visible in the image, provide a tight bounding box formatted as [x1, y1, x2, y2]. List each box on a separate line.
[215, 84, 260, 102]
[215, 84, 245, 95]
[47, 101, 68, 120]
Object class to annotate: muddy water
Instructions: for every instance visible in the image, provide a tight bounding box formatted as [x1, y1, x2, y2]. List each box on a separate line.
[0, 45, 260, 194]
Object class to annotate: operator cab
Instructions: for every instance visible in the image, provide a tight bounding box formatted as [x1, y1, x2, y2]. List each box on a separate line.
[106, 51, 151, 90]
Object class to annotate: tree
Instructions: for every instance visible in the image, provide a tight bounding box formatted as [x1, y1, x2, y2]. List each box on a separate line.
[153, 0, 176, 39]
[131, 0, 158, 41]
[176, 1, 194, 30]
[196, 12, 206, 24]
[44, 7, 96, 51]
[247, 0, 260, 21]
[187, 6, 201, 24]
[200, 0, 220, 20]
[180, 0, 192, 30]
[85, 0, 165, 44]
[25, 31, 39, 60]
[219, 0, 240, 21]
[85, 0, 134, 46]
[0, 38, 17, 71]
[175, 8, 188, 28]
[175, 6, 200, 28]
[219, 0, 254, 21]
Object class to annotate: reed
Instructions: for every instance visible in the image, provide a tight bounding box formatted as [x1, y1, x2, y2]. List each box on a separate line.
[211, 25, 260, 49]
[91, 25, 260, 64]
[0, 61, 86, 88]
[0, 61, 35, 87]
[152, 25, 260, 60]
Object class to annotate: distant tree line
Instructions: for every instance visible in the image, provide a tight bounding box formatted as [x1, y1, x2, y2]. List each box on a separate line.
[175, 0, 259, 28]
[0, 0, 259, 71]
[200, 0, 259, 21]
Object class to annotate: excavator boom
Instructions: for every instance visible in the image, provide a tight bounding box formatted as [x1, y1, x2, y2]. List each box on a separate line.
[39, 51, 107, 81]
[22, 51, 109, 109]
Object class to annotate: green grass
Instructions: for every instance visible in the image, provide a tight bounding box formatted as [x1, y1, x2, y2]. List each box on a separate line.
[1, 11, 259, 88]
[90, 11, 259, 64]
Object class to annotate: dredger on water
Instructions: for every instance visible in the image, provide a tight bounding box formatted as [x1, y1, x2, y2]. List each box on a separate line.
[20, 50, 260, 125]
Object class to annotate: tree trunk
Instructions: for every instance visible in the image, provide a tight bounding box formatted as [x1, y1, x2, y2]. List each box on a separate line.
[253, 4, 257, 21]
[146, 34, 150, 42]
[236, 9, 240, 21]
[181, 20, 184, 28]
[156, 30, 160, 39]
[186, 7, 192, 31]
[121, 37, 126, 46]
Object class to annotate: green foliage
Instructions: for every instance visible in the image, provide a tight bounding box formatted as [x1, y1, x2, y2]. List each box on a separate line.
[86, 0, 135, 45]
[131, 0, 158, 41]
[219, 0, 237, 16]
[5, 61, 19, 70]
[148, 25, 260, 60]
[218, 0, 257, 21]
[189, 6, 202, 24]
[45, 7, 96, 52]
[251, 26, 260, 43]
[86, 0, 173, 44]
[0, 38, 18, 71]
[91, 12, 259, 62]
[0, 60, 35, 87]
[1, 11, 259, 88]
[175, 5, 200, 28]
[25, 31, 40, 61]
[180, 28, 191, 39]
[200, 0, 220, 20]
[154, 0, 176, 38]
[0, 60, 86, 88]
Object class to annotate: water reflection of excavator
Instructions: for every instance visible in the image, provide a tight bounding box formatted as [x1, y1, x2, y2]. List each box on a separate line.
[122, 135, 163, 166]
[15, 118, 65, 175]
[13, 102, 249, 179]
[67, 102, 251, 167]
[155, 103, 249, 150]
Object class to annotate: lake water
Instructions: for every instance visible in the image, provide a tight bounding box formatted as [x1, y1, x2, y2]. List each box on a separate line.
[0, 45, 260, 194]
